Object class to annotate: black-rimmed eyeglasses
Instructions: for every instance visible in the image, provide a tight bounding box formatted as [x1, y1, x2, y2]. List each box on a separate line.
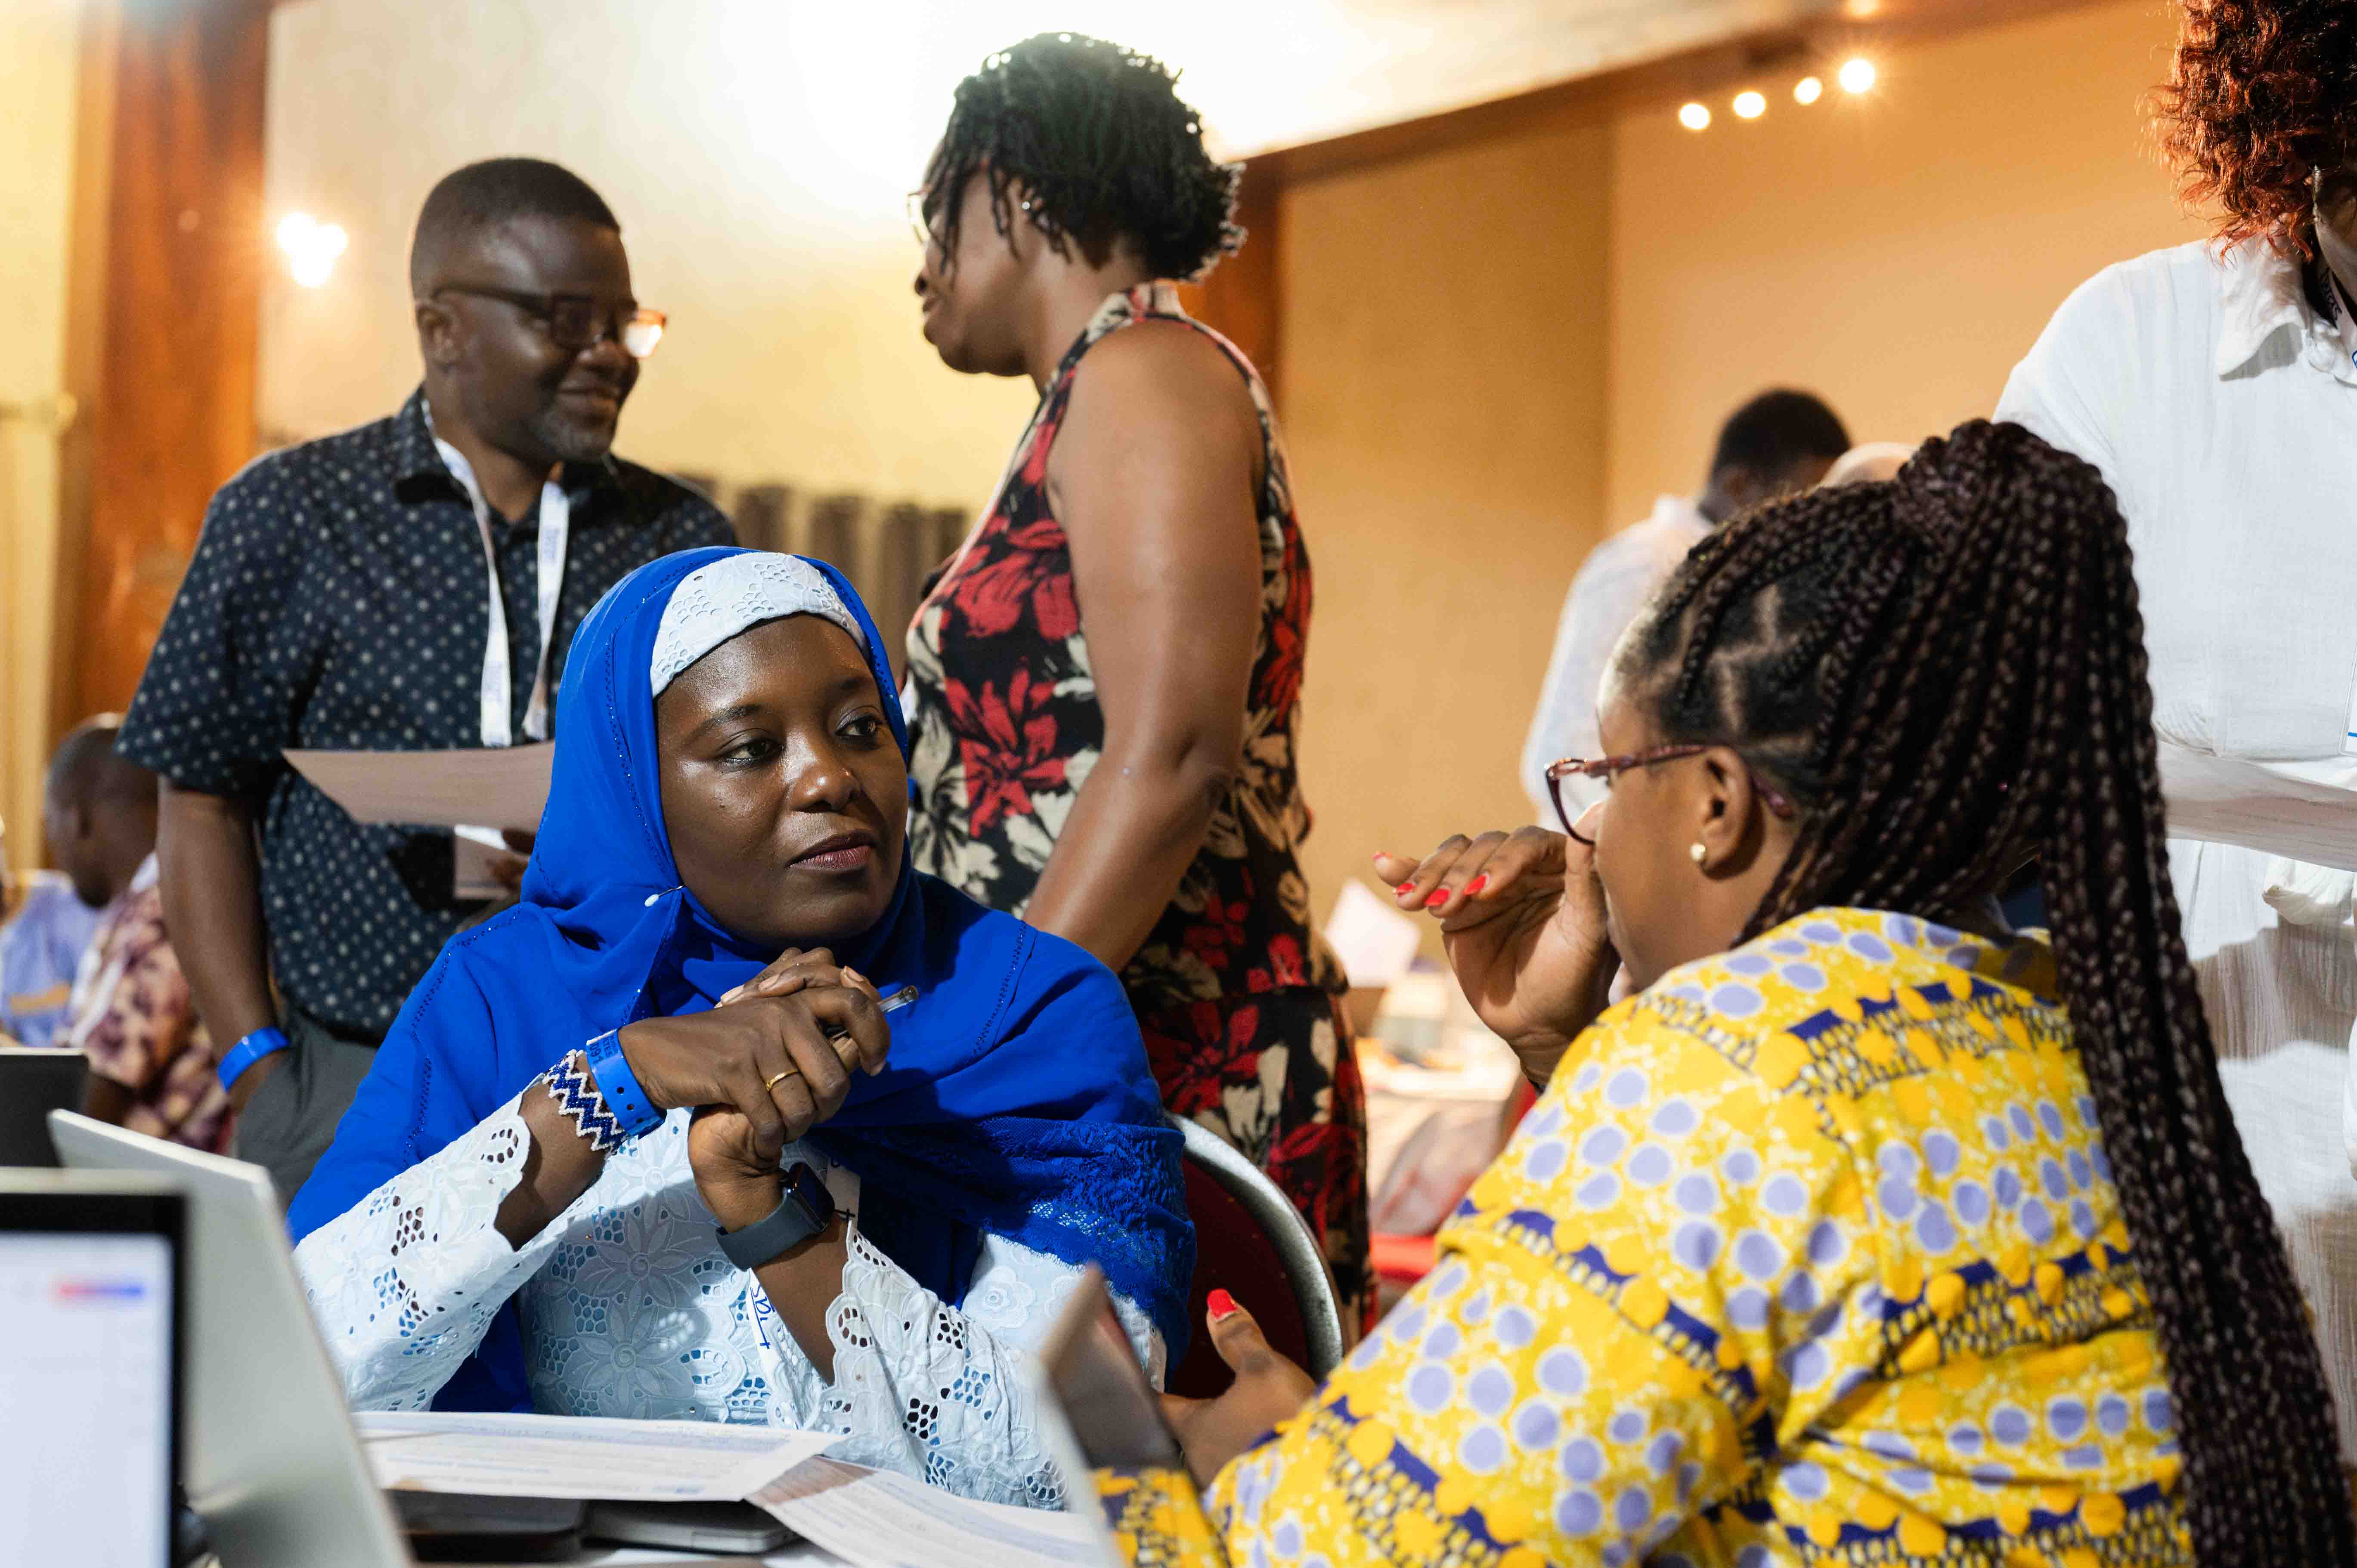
[434, 284, 667, 359]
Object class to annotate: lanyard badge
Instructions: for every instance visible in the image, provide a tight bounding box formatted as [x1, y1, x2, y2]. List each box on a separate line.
[431, 433, 570, 747]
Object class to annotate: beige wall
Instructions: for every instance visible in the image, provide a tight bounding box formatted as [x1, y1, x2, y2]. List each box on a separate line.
[1279, 124, 1614, 937]
[1277, 0, 2204, 957]
[0, 0, 84, 877]
[1604, 0, 2203, 524]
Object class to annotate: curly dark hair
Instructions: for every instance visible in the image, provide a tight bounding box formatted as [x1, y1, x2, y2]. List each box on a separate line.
[2155, 0, 2357, 257]
[1619, 421, 2356, 1564]
[920, 34, 1242, 283]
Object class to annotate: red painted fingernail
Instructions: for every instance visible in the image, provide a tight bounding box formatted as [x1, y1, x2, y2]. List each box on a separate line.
[1396, 883, 1417, 897]
[1424, 890, 1449, 908]
[1464, 875, 1489, 896]
[1207, 1288, 1240, 1321]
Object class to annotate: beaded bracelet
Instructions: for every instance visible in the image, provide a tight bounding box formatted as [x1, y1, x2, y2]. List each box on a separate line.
[545, 1050, 627, 1154]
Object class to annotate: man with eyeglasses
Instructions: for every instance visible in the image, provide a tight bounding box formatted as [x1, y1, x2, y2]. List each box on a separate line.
[118, 158, 731, 1203]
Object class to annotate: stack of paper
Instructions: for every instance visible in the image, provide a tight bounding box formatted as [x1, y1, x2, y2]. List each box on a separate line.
[356, 1411, 835, 1502]
[352, 1412, 1115, 1566]
[753, 1457, 1104, 1568]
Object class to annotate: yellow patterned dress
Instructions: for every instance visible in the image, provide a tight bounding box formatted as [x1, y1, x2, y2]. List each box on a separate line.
[1099, 907, 2190, 1566]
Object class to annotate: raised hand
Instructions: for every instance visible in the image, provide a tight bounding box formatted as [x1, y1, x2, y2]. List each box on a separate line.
[1371, 810, 1617, 1086]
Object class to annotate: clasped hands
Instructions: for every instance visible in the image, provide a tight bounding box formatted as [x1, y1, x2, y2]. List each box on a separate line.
[612, 949, 890, 1230]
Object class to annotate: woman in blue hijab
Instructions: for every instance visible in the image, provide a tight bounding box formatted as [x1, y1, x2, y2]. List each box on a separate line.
[288, 549, 1192, 1506]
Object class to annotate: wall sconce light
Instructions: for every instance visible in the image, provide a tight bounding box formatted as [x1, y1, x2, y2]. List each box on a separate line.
[276, 212, 348, 288]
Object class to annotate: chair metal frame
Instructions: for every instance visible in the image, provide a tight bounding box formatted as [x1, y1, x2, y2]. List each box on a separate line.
[1170, 1113, 1347, 1379]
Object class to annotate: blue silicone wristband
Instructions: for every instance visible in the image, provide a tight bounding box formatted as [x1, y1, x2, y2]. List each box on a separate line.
[216, 1025, 290, 1092]
[584, 1029, 661, 1138]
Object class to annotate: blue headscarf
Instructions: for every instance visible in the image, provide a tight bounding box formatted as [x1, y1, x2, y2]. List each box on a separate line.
[289, 548, 1192, 1410]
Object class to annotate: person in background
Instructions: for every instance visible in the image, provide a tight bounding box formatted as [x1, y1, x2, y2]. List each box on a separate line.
[906, 36, 1369, 1327]
[0, 813, 102, 1048]
[1995, 0, 2357, 1460]
[1520, 390, 1849, 823]
[43, 720, 228, 1152]
[117, 158, 731, 1202]
[1120, 425, 2352, 1568]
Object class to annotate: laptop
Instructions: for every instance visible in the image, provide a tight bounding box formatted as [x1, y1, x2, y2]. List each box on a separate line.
[49, 1111, 412, 1568]
[0, 1045, 89, 1164]
[1025, 1267, 1189, 1565]
[0, 1169, 183, 1567]
[47, 1113, 803, 1563]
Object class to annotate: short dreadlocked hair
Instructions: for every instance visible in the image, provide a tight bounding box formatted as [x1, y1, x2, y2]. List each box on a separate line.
[2154, 0, 2357, 258]
[1616, 420, 2357, 1565]
[920, 34, 1242, 283]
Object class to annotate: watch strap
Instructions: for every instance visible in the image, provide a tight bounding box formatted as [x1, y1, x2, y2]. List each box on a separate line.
[217, 1025, 290, 1092]
[584, 1029, 662, 1138]
[715, 1163, 835, 1271]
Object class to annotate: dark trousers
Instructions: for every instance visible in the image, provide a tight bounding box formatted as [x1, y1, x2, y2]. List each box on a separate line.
[230, 1008, 381, 1208]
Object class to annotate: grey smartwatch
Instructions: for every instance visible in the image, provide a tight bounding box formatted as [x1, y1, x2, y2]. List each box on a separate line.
[715, 1162, 836, 1270]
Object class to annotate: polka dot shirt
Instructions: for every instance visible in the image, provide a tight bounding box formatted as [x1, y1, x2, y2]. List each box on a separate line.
[118, 389, 732, 1038]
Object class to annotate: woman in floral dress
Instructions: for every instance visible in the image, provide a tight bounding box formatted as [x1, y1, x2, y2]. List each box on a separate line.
[904, 34, 1369, 1328]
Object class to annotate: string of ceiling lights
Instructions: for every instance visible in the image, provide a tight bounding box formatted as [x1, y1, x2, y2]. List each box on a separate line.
[1679, 56, 1875, 131]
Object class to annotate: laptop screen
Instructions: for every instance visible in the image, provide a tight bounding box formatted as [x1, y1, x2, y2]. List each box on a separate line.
[0, 1199, 180, 1567]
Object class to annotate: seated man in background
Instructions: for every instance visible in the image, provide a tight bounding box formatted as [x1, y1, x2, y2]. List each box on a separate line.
[48, 719, 227, 1151]
[0, 811, 103, 1048]
[1519, 387, 1848, 822]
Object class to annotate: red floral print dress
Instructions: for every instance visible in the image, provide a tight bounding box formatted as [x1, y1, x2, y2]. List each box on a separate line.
[906, 284, 1369, 1331]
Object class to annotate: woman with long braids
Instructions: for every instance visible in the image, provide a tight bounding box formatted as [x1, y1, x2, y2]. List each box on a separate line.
[1112, 422, 2352, 1565]
[904, 36, 1367, 1327]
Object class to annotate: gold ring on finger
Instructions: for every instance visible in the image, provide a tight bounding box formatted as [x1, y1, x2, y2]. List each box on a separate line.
[763, 1069, 796, 1094]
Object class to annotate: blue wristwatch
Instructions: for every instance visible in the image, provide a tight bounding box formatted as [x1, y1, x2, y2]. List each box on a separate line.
[715, 1163, 836, 1270]
[217, 1025, 290, 1092]
[584, 1029, 662, 1138]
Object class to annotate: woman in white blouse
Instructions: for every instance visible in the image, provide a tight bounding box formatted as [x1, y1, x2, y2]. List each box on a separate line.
[285, 550, 1193, 1506]
[1996, 0, 2357, 1456]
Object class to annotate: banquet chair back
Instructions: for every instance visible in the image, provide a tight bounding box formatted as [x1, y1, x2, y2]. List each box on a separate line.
[1165, 1113, 1346, 1398]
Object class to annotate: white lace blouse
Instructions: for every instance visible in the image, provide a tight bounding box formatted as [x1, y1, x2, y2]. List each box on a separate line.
[292, 1092, 1166, 1507]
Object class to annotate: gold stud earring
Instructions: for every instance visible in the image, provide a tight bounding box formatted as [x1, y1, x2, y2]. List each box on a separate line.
[1689, 842, 1708, 864]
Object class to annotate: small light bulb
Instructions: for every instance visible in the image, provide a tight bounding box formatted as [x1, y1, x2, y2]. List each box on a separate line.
[1793, 75, 1824, 105]
[1838, 57, 1877, 93]
[276, 213, 316, 254]
[1732, 90, 1766, 120]
[1678, 101, 1711, 131]
[291, 252, 335, 288]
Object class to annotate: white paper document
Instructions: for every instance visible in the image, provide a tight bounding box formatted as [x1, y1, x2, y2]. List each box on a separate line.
[1322, 878, 1423, 988]
[355, 1411, 837, 1502]
[452, 824, 515, 900]
[753, 1457, 1107, 1568]
[285, 743, 554, 834]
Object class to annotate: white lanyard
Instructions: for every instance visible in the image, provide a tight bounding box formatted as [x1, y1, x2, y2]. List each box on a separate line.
[431, 434, 568, 746]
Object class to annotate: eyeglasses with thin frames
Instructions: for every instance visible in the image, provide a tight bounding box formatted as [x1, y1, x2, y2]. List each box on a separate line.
[433, 284, 667, 359]
[906, 190, 940, 256]
[1545, 746, 1798, 845]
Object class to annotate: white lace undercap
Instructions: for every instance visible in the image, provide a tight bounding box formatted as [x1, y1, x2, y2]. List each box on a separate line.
[651, 553, 867, 696]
